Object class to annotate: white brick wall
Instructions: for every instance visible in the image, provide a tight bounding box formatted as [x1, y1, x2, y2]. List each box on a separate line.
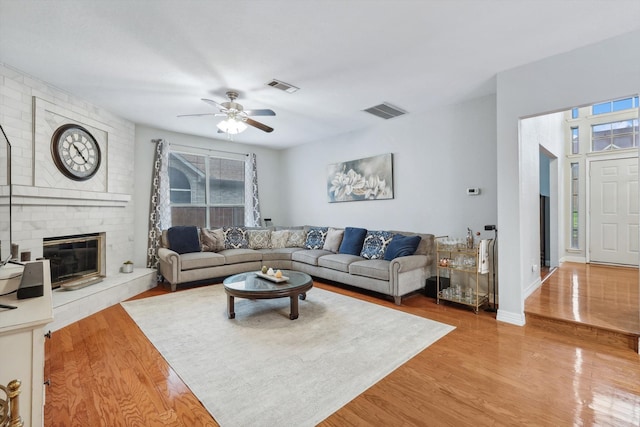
[0, 63, 136, 276]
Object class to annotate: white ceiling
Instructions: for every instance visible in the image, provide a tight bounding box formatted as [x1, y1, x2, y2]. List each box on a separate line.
[1, 0, 639, 149]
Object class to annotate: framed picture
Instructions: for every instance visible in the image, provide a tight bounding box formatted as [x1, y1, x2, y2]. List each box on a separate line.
[327, 153, 393, 202]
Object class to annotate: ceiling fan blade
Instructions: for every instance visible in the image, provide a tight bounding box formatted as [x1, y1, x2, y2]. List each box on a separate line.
[245, 117, 274, 133]
[244, 109, 276, 116]
[177, 113, 221, 118]
[201, 98, 226, 110]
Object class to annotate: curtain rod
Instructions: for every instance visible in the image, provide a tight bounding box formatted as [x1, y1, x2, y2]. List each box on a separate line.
[151, 139, 249, 157]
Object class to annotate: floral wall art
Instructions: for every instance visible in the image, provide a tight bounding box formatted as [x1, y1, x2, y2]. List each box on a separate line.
[327, 153, 394, 202]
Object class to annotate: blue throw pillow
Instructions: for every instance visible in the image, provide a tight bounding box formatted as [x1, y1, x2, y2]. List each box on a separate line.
[384, 234, 422, 260]
[304, 226, 328, 249]
[339, 227, 368, 255]
[167, 226, 201, 254]
[360, 230, 394, 260]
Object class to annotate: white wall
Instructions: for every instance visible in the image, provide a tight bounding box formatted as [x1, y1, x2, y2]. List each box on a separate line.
[278, 94, 498, 237]
[520, 112, 565, 297]
[0, 63, 136, 276]
[496, 30, 640, 325]
[132, 125, 284, 267]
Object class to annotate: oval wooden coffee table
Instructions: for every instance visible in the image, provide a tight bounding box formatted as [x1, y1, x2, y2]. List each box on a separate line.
[223, 271, 313, 320]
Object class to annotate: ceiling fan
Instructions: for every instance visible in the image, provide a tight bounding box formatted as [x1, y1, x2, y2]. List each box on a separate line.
[178, 91, 275, 134]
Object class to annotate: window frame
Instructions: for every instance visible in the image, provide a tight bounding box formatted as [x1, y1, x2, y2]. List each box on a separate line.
[168, 149, 246, 229]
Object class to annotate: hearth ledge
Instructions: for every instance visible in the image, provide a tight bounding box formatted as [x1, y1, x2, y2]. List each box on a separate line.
[48, 267, 156, 332]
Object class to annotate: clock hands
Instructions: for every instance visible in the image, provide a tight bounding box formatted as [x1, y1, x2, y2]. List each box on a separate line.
[71, 143, 89, 163]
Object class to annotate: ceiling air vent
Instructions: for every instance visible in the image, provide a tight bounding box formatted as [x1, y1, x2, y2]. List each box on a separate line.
[266, 79, 299, 93]
[363, 102, 407, 119]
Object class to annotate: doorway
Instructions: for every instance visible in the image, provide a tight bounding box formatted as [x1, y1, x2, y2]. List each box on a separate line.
[538, 148, 559, 281]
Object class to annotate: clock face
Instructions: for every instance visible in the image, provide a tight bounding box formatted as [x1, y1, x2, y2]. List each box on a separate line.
[51, 124, 101, 181]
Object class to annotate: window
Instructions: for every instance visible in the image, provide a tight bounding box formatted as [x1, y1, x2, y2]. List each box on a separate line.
[168, 152, 245, 228]
[570, 163, 579, 249]
[592, 96, 639, 115]
[571, 127, 579, 154]
[591, 119, 639, 151]
[571, 108, 579, 119]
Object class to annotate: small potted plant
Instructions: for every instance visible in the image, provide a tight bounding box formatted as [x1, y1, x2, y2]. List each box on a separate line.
[122, 260, 134, 273]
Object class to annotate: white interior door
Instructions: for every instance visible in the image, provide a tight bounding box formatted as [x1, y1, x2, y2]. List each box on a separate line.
[589, 157, 639, 266]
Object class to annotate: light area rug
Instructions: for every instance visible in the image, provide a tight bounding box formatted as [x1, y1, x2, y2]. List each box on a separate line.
[121, 285, 454, 427]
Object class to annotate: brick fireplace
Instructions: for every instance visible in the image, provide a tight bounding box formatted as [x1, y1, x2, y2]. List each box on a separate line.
[1, 64, 156, 331]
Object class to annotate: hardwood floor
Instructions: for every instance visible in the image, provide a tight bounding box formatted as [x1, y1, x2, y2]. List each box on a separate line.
[526, 262, 639, 351]
[45, 269, 640, 426]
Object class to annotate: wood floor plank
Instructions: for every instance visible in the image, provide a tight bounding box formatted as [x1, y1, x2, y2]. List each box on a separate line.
[45, 264, 640, 426]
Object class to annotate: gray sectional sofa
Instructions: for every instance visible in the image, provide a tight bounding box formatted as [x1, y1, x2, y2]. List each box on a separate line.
[157, 225, 435, 305]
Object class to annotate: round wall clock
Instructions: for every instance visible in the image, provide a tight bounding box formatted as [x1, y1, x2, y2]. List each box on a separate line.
[51, 124, 101, 181]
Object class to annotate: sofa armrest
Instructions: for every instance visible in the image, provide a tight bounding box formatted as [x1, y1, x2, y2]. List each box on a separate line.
[389, 254, 428, 272]
[158, 247, 181, 286]
[389, 255, 429, 302]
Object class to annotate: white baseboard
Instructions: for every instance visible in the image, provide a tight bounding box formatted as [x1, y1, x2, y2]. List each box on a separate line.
[48, 268, 157, 332]
[560, 255, 586, 264]
[524, 277, 542, 299]
[496, 309, 526, 326]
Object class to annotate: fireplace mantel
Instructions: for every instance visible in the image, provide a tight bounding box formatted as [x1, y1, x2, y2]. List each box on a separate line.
[9, 184, 130, 207]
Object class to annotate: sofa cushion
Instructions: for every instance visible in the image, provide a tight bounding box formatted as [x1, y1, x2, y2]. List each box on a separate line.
[248, 229, 271, 249]
[322, 227, 344, 252]
[286, 229, 307, 248]
[258, 247, 303, 261]
[292, 249, 332, 266]
[318, 253, 363, 273]
[349, 259, 391, 281]
[219, 248, 263, 265]
[360, 230, 394, 260]
[384, 234, 422, 260]
[270, 230, 290, 249]
[180, 251, 226, 270]
[200, 228, 225, 252]
[338, 227, 368, 255]
[167, 226, 201, 254]
[304, 227, 328, 249]
[223, 226, 249, 249]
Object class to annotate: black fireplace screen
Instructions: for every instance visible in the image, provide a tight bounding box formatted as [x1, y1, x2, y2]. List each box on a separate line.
[43, 234, 101, 288]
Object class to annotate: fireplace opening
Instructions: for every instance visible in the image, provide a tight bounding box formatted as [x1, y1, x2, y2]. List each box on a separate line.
[43, 233, 103, 289]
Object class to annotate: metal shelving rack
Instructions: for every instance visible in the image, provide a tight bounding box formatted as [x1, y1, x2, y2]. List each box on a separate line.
[436, 237, 491, 314]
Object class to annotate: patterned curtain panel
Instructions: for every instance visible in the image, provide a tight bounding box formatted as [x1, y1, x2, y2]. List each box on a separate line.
[146, 139, 171, 269]
[244, 153, 261, 227]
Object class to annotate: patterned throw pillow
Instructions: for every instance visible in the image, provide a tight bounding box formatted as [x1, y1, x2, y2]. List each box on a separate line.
[248, 229, 271, 249]
[200, 228, 225, 252]
[223, 226, 249, 249]
[304, 227, 329, 249]
[360, 230, 394, 259]
[270, 230, 290, 249]
[286, 230, 307, 248]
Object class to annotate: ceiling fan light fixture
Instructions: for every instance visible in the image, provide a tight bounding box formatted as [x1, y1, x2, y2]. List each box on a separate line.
[217, 118, 247, 134]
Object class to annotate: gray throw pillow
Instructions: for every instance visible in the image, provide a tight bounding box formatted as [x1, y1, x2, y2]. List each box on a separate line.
[323, 227, 344, 252]
[201, 228, 225, 252]
[270, 230, 290, 249]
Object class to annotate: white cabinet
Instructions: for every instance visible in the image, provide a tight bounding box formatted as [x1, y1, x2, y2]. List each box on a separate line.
[0, 261, 53, 427]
